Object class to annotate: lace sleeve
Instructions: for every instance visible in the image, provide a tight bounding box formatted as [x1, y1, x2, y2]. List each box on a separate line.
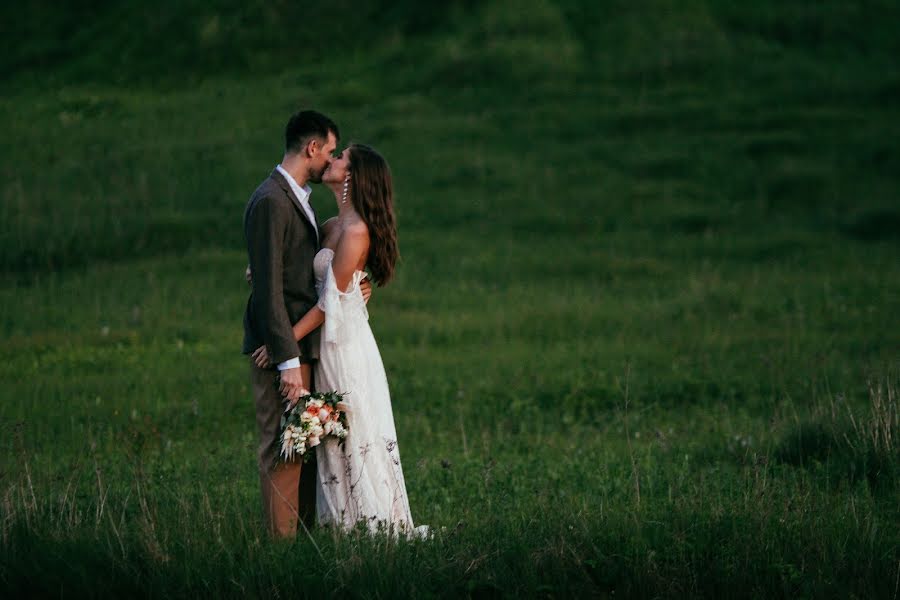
[316, 260, 368, 345]
[316, 261, 345, 345]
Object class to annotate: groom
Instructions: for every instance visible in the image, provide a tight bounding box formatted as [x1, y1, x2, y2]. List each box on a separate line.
[243, 110, 338, 538]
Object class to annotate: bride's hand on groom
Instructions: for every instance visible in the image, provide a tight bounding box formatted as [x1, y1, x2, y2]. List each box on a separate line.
[252, 345, 270, 369]
[361, 277, 372, 304]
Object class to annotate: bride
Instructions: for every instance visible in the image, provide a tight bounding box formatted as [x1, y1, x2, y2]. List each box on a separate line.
[254, 143, 425, 536]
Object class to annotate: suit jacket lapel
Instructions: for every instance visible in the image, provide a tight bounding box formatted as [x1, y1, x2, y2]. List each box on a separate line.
[270, 169, 319, 239]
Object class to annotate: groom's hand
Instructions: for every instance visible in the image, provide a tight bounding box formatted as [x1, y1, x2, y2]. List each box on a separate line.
[252, 345, 270, 369]
[360, 277, 373, 304]
[278, 367, 305, 403]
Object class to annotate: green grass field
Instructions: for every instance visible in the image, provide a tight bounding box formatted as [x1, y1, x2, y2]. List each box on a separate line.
[1, 1, 898, 597]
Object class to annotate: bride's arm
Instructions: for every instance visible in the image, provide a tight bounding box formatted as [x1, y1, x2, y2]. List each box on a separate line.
[291, 223, 370, 342]
[252, 225, 370, 368]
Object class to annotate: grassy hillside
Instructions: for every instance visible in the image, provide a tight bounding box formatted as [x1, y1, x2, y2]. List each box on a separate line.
[1, 1, 898, 597]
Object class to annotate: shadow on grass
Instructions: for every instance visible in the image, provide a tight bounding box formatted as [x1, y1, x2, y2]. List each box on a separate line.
[772, 382, 897, 493]
[841, 210, 900, 242]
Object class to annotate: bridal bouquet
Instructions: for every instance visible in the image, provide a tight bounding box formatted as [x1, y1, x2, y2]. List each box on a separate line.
[278, 391, 349, 463]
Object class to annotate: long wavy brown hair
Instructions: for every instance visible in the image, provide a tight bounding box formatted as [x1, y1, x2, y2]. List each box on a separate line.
[347, 143, 399, 285]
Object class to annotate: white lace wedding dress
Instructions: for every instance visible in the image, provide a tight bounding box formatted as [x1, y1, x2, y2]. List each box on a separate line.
[312, 248, 427, 536]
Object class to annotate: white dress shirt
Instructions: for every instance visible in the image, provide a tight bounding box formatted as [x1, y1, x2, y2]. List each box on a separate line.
[274, 165, 319, 371]
[275, 164, 318, 242]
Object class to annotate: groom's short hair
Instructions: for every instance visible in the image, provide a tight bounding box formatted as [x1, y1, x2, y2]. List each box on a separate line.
[285, 110, 339, 154]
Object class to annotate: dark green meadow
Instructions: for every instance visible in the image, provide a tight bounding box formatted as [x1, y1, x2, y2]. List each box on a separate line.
[1, 1, 898, 597]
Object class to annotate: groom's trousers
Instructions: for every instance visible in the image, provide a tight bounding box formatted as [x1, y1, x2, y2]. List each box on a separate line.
[251, 361, 318, 538]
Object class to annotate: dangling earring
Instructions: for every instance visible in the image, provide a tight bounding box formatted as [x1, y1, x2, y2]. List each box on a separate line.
[341, 173, 350, 204]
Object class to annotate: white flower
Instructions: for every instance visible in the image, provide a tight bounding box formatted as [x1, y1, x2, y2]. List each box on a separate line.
[300, 411, 313, 422]
[310, 416, 320, 426]
[323, 421, 335, 435]
[318, 408, 331, 422]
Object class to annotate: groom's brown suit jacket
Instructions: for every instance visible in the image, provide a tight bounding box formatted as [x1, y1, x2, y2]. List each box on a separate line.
[242, 169, 320, 365]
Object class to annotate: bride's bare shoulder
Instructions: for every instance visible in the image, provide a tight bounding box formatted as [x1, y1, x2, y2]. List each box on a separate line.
[344, 218, 368, 237]
[337, 218, 370, 260]
[320, 217, 339, 237]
